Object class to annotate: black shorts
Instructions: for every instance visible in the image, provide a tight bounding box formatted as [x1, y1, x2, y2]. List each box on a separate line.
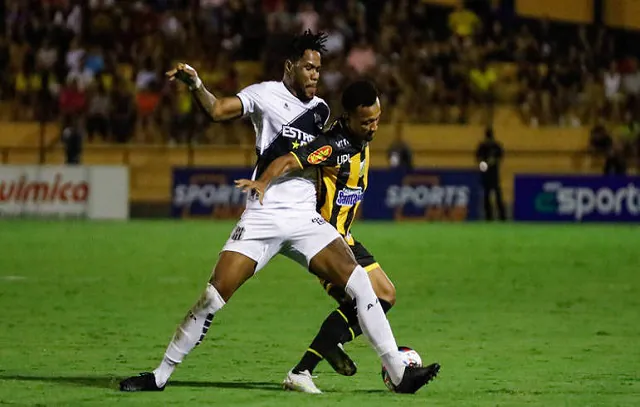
[349, 240, 379, 271]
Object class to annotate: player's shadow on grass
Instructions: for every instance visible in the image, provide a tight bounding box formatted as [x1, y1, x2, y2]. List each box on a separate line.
[0, 374, 282, 391]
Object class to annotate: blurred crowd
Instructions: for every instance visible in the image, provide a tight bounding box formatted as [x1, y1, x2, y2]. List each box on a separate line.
[1, 0, 639, 155]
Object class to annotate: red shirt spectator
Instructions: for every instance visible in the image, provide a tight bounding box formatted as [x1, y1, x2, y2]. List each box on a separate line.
[59, 79, 86, 116]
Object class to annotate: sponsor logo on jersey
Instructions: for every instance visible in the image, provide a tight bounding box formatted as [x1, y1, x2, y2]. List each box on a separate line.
[311, 216, 327, 225]
[282, 125, 315, 144]
[307, 145, 332, 164]
[336, 138, 350, 149]
[336, 187, 364, 207]
[337, 154, 351, 165]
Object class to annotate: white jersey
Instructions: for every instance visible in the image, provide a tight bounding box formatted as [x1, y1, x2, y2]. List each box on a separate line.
[236, 81, 330, 211]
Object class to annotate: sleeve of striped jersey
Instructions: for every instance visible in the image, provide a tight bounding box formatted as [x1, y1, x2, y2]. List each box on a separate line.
[292, 134, 339, 168]
[236, 82, 265, 117]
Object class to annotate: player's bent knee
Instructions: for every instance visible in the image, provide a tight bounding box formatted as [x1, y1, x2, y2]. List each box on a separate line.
[379, 284, 396, 307]
[369, 268, 396, 306]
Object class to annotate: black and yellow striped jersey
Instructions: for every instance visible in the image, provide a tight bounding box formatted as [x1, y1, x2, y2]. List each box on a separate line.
[290, 118, 369, 245]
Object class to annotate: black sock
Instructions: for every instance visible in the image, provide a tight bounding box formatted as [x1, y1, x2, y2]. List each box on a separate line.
[292, 350, 323, 375]
[293, 298, 393, 374]
[293, 310, 347, 374]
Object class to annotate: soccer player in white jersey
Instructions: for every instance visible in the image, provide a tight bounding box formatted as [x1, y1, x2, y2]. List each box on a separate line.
[119, 31, 439, 394]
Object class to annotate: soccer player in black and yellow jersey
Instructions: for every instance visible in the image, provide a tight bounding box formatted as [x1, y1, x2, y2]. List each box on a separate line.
[236, 80, 436, 394]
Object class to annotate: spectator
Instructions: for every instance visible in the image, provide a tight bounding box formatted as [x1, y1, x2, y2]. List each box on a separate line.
[200, 0, 227, 36]
[347, 36, 376, 76]
[475, 127, 506, 221]
[589, 118, 612, 155]
[61, 116, 84, 165]
[615, 111, 640, 155]
[110, 79, 136, 143]
[344, 0, 367, 38]
[603, 141, 627, 176]
[320, 57, 346, 109]
[387, 126, 413, 171]
[136, 79, 162, 142]
[86, 82, 111, 142]
[622, 58, 640, 111]
[66, 3, 83, 36]
[84, 46, 106, 76]
[295, 1, 319, 33]
[485, 20, 509, 62]
[35, 39, 58, 71]
[469, 59, 497, 123]
[239, 1, 267, 61]
[169, 82, 194, 145]
[448, 3, 480, 39]
[266, 0, 294, 34]
[59, 78, 86, 123]
[4, 0, 640, 142]
[603, 61, 623, 121]
[320, 18, 346, 58]
[135, 57, 158, 91]
[66, 57, 95, 91]
[65, 36, 86, 72]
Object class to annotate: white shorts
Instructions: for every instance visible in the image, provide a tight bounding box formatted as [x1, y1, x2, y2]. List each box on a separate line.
[221, 209, 341, 273]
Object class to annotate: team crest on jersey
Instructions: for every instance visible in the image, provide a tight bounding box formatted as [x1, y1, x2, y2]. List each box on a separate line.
[307, 145, 332, 164]
[314, 113, 323, 129]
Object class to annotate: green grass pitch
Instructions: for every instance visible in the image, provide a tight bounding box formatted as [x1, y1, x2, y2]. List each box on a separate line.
[0, 220, 638, 406]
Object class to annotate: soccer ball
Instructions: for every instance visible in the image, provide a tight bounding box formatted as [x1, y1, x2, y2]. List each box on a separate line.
[381, 346, 423, 391]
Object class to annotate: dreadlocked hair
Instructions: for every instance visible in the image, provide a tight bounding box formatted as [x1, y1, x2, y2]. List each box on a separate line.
[286, 29, 328, 61]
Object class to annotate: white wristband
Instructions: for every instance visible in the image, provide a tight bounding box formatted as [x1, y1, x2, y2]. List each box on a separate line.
[190, 76, 202, 91]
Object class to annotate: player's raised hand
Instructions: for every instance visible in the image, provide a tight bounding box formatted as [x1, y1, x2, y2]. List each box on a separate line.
[165, 62, 202, 90]
[235, 179, 267, 205]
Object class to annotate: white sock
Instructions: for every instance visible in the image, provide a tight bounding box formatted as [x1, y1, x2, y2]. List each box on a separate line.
[345, 266, 405, 385]
[153, 283, 226, 387]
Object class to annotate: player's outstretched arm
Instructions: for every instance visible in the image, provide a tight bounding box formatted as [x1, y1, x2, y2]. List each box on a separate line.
[166, 63, 242, 121]
[235, 153, 302, 205]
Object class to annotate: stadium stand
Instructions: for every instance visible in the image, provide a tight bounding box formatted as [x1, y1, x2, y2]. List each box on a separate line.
[0, 0, 639, 207]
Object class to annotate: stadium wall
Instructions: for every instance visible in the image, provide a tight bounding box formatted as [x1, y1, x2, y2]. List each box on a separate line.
[1, 123, 623, 220]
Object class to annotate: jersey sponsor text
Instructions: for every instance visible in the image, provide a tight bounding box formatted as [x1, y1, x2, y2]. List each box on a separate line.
[307, 145, 333, 164]
[336, 187, 364, 207]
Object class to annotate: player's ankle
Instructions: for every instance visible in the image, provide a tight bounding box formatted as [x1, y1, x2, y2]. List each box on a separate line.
[153, 357, 177, 387]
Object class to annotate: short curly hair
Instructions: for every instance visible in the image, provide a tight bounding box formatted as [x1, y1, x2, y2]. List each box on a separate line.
[341, 80, 379, 113]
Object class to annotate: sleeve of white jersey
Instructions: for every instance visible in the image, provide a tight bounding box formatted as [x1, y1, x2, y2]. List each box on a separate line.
[236, 82, 266, 117]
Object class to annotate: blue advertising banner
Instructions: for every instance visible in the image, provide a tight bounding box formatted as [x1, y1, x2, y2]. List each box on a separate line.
[171, 167, 481, 221]
[514, 175, 640, 222]
[362, 169, 481, 221]
[171, 167, 252, 219]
